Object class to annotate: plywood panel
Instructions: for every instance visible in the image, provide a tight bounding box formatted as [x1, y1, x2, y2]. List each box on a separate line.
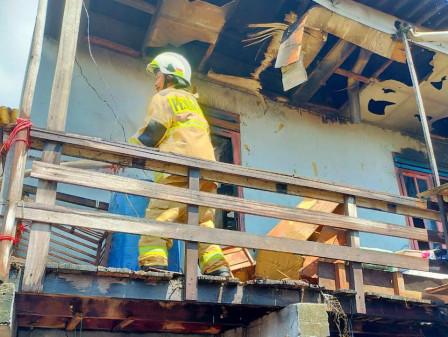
[255, 198, 340, 280]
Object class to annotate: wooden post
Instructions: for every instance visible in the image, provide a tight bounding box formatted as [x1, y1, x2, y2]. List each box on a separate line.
[22, 0, 83, 292]
[344, 195, 366, 314]
[184, 167, 199, 301]
[0, 0, 48, 282]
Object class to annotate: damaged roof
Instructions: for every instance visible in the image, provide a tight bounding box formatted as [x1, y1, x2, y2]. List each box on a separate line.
[45, 0, 448, 136]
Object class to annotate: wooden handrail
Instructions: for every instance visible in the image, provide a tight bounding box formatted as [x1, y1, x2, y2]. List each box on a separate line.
[30, 161, 445, 244]
[17, 202, 448, 274]
[24, 127, 440, 221]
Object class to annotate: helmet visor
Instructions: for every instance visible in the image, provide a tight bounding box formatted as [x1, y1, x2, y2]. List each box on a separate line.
[146, 60, 160, 76]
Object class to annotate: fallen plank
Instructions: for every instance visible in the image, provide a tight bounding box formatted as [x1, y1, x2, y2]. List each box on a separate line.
[425, 282, 448, 294]
[300, 226, 347, 280]
[418, 183, 448, 199]
[255, 198, 340, 280]
[29, 161, 446, 244]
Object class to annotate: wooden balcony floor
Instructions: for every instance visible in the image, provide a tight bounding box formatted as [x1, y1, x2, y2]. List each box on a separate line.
[9, 259, 448, 336]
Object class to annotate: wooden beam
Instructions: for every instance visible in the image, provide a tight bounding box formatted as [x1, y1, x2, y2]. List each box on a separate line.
[29, 162, 446, 245]
[418, 183, 448, 199]
[100, 233, 113, 267]
[334, 262, 349, 290]
[393, 272, 406, 296]
[291, 39, 356, 104]
[185, 168, 199, 301]
[0, 0, 48, 282]
[345, 196, 366, 314]
[416, 3, 448, 25]
[85, 36, 140, 57]
[66, 313, 83, 331]
[426, 282, 448, 294]
[112, 0, 156, 14]
[15, 294, 274, 326]
[335, 68, 370, 83]
[198, 43, 216, 72]
[112, 317, 135, 332]
[141, 0, 162, 51]
[406, 1, 435, 22]
[22, 184, 109, 211]
[17, 202, 448, 273]
[23, 127, 441, 222]
[22, 0, 83, 293]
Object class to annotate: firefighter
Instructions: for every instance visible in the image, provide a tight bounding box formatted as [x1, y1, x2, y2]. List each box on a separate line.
[129, 52, 231, 277]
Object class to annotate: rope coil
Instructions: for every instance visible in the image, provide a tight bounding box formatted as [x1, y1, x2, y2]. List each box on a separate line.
[0, 118, 34, 157]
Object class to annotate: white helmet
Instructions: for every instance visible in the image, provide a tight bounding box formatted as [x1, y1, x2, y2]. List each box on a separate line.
[146, 52, 192, 88]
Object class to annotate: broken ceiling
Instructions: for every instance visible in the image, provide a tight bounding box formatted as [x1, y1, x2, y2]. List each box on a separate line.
[45, 0, 448, 136]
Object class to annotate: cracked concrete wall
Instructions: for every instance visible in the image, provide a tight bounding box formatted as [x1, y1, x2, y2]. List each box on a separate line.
[220, 303, 329, 337]
[0, 283, 16, 337]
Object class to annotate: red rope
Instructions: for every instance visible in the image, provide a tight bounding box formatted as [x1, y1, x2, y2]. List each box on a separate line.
[1, 118, 34, 157]
[0, 222, 29, 245]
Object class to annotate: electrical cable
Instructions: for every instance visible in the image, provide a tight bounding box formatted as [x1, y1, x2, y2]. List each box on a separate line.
[81, 1, 127, 142]
[81, 0, 153, 187]
[80, 1, 183, 274]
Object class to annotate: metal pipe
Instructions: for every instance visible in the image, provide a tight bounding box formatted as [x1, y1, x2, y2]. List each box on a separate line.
[408, 29, 448, 42]
[401, 31, 441, 187]
[401, 30, 448, 248]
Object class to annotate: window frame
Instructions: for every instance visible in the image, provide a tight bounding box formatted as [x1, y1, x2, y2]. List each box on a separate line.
[203, 106, 245, 232]
[394, 156, 448, 250]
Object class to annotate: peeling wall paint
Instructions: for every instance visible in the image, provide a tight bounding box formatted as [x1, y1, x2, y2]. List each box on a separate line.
[30, 38, 438, 253]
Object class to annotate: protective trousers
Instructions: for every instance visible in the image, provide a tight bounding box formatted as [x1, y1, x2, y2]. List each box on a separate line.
[138, 179, 228, 275]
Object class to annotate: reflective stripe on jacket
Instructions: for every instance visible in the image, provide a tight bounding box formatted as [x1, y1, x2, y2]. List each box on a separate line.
[129, 88, 216, 161]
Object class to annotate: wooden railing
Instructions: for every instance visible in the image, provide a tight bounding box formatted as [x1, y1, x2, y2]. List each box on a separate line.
[8, 127, 448, 313]
[15, 185, 110, 266]
[2, 0, 445, 319]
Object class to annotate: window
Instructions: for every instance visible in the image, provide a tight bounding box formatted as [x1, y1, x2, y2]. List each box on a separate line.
[203, 106, 245, 232]
[395, 160, 448, 250]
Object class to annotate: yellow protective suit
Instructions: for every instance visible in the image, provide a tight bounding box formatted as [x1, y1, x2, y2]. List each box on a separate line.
[129, 87, 228, 275]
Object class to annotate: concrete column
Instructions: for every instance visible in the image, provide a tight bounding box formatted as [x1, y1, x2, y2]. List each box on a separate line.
[0, 283, 16, 337]
[221, 303, 329, 337]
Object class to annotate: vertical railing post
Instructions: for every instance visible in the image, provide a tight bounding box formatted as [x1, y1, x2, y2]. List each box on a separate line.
[22, 0, 84, 292]
[184, 167, 199, 301]
[0, 0, 48, 282]
[344, 195, 366, 314]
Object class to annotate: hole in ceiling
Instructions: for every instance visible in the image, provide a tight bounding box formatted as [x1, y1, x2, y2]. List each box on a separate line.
[414, 114, 433, 122]
[431, 117, 448, 137]
[382, 88, 396, 94]
[368, 99, 396, 115]
[430, 76, 447, 90]
[378, 47, 435, 86]
[201, 0, 235, 6]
